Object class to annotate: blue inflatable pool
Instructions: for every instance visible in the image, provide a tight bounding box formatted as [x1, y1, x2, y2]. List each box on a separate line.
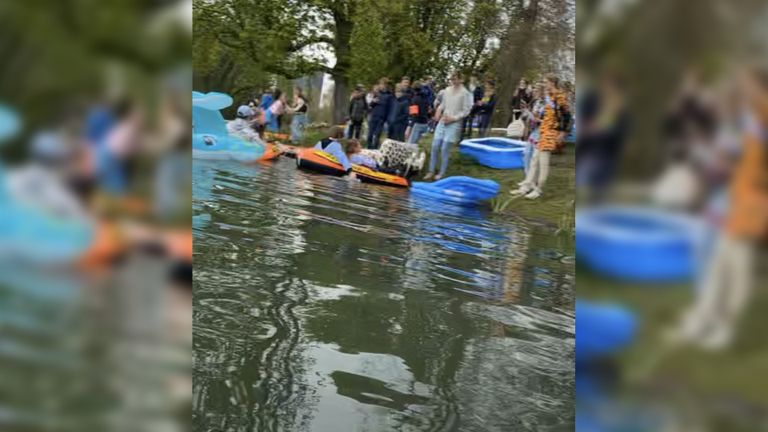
[459, 137, 526, 169]
[577, 207, 705, 282]
[192, 91, 264, 162]
[411, 176, 499, 207]
[576, 300, 637, 363]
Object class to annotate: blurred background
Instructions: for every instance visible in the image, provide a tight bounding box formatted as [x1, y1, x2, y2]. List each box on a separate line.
[0, 1, 191, 432]
[576, 0, 768, 431]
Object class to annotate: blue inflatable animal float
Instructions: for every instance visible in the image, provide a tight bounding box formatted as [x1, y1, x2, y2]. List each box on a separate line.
[192, 91, 264, 162]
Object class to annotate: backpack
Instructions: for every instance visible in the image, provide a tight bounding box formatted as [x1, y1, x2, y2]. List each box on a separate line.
[506, 110, 525, 138]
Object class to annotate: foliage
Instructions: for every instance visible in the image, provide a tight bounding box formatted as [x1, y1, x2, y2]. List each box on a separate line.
[194, 0, 574, 123]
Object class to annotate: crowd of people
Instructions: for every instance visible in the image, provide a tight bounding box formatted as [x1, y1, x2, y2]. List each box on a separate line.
[227, 71, 574, 198]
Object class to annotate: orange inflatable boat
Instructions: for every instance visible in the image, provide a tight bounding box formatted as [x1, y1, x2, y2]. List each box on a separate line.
[296, 148, 409, 188]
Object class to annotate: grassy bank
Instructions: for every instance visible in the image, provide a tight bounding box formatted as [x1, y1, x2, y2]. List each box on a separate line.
[581, 269, 768, 423]
[286, 126, 574, 227]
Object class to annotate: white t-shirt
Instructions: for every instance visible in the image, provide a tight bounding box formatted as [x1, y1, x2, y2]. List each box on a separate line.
[438, 86, 473, 121]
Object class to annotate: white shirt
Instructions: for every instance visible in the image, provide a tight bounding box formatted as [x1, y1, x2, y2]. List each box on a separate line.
[438, 85, 473, 121]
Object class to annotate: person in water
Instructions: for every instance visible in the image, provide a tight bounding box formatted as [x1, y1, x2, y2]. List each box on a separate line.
[344, 139, 378, 170]
[314, 126, 356, 179]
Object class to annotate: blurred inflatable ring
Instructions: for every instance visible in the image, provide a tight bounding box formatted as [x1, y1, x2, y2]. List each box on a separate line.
[576, 206, 706, 282]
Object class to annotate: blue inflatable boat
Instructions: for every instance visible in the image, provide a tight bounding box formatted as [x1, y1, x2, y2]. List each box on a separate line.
[576, 300, 637, 363]
[411, 176, 500, 207]
[458, 137, 526, 169]
[0, 105, 93, 265]
[577, 206, 705, 282]
[192, 91, 264, 162]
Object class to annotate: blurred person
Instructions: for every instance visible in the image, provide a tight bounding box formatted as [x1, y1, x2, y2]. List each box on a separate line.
[462, 75, 484, 139]
[400, 76, 413, 99]
[476, 79, 498, 137]
[406, 82, 431, 144]
[96, 100, 144, 196]
[668, 67, 768, 350]
[345, 139, 378, 169]
[347, 84, 367, 139]
[227, 105, 262, 142]
[260, 87, 274, 111]
[423, 71, 473, 181]
[287, 86, 309, 144]
[388, 84, 410, 141]
[315, 126, 357, 180]
[265, 89, 286, 132]
[524, 87, 546, 174]
[576, 72, 630, 203]
[510, 78, 533, 124]
[512, 74, 571, 199]
[366, 79, 394, 149]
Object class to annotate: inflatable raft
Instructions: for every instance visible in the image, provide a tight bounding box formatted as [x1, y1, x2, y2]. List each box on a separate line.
[411, 176, 500, 207]
[576, 300, 637, 363]
[192, 91, 265, 162]
[296, 148, 409, 187]
[577, 206, 705, 282]
[459, 137, 526, 169]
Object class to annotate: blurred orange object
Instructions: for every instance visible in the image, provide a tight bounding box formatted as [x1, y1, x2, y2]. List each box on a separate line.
[725, 133, 768, 239]
[257, 145, 281, 161]
[77, 219, 125, 270]
[163, 229, 192, 263]
[264, 131, 289, 141]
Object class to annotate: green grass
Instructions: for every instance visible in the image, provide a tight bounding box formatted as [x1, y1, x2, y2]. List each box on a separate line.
[286, 125, 574, 227]
[580, 269, 768, 415]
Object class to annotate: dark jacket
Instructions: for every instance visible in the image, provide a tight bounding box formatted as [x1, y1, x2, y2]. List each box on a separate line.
[348, 95, 367, 122]
[389, 94, 410, 126]
[476, 93, 497, 115]
[409, 89, 431, 124]
[369, 89, 394, 120]
[511, 88, 532, 110]
[470, 86, 485, 115]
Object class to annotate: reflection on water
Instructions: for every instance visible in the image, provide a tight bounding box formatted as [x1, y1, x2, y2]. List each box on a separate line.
[193, 159, 575, 431]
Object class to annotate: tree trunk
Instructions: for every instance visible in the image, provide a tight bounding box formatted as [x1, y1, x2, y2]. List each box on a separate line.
[332, 73, 349, 125]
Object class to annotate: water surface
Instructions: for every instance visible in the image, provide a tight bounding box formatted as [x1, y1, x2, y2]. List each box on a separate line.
[193, 158, 575, 431]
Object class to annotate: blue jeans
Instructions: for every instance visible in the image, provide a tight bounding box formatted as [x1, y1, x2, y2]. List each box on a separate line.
[477, 113, 492, 137]
[523, 140, 536, 174]
[314, 141, 351, 171]
[367, 117, 386, 149]
[291, 113, 307, 143]
[428, 121, 461, 176]
[407, 122, 429, 144]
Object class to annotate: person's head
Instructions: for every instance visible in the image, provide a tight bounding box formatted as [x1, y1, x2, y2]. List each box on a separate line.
[544, 74, 560, 93]
[344, 139, 362, 155]
[248, 99, 258, 110]
[484, 80, 496, 92]
[328, 125, 345, 139]
[236, 105, 254, 119]
[449, 71, 463, 87]
[532, 85, 543, 99]
[401, 76, 411, 86]
[273, 89, 283, 102]
[379, 77, 390, 90]
[294, 86, 303, 99]
[519, 78, 528, 89]
[395, 85, 404, 97]
[355, 84, 365, 95]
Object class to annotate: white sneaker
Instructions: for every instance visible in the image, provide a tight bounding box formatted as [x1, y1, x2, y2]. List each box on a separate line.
[697, 325, 733, 351]
[423, 172, 434, 181]
[510, 185, 531, 195]
[524, 189, 542, 199]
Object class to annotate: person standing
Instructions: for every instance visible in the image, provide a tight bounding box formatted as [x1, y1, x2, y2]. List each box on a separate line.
[388, 85, 410, 141]
[510, 78, 533, 124]
[347, 84, 367, 139]
[475, 79, 498, 137]
[260, 88, 274, 111]
[406, 82, 431, 144]
[287, 86, 309, 144]
[462, 76, 485, 139]
[366, 80, 394, 149]
[512, 74, 570, 199]
[265, 89, 286, 133]
[423, 72, 473, 180]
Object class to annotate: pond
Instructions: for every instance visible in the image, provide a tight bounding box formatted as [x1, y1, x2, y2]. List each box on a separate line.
[193, 157, 575, 431]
